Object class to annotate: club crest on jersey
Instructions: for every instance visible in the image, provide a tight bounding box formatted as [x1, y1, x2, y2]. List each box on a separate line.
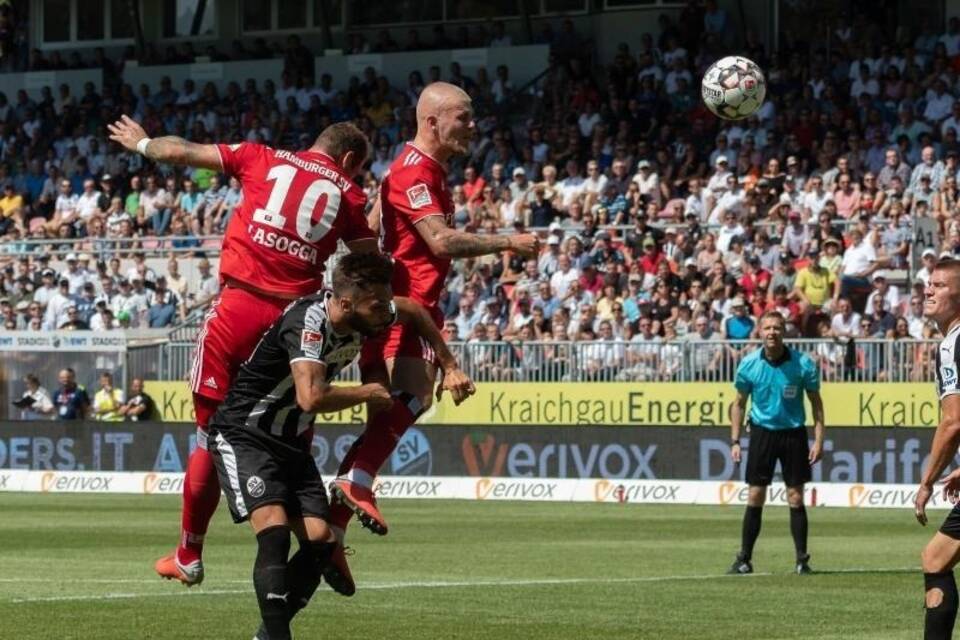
[406, 183, 433, 209]
[301, 329, 324, 358]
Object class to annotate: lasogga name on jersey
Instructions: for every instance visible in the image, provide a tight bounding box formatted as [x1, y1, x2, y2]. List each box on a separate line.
[248, 225, 320, 264]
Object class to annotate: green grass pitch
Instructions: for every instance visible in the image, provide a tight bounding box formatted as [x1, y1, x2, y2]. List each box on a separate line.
[0, 493, 936, 639]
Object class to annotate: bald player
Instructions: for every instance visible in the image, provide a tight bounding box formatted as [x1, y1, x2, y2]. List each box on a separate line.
[917, 259, 960, 639]
[328, 82, 540, 554]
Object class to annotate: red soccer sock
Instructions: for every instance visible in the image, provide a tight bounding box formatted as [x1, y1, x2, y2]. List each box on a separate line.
[346, 393, 420, 482]
[176, 395, 222, 566]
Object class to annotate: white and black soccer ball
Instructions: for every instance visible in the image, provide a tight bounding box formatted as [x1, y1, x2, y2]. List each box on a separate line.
[701, 56, 766, 120]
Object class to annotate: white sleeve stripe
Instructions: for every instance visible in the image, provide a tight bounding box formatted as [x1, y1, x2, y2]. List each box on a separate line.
[290, 357, 324, 365]
[412, 213, 446, 223]
[941, 389, 960, 399]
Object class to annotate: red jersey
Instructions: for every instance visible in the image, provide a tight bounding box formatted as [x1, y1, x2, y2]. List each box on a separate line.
[216, 142, 372, 297]
[378, 143, 454, 307]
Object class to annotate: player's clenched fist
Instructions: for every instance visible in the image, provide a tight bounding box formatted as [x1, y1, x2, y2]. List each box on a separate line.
[364, 383, 394, 412]
[508, 233, 541, 258]
[438, 367, 476, 406]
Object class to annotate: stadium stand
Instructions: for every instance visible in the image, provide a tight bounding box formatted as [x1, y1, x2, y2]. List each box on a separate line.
[0, 1, 950, 388]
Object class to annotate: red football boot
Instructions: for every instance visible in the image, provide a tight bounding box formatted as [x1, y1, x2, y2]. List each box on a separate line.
[331, 479, 388, 535]
[323, 542, 356, 596]
[154, 551, 204, 586]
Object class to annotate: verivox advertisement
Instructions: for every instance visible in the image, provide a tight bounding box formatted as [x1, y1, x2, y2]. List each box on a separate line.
[145, 381, 940, 427]
[0, 422, 951, 484]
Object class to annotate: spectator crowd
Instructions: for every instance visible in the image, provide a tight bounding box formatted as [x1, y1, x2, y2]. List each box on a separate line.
[0, 3, 954, 382]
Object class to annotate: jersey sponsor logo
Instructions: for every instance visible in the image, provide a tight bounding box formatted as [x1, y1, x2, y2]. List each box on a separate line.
[301, 329, 324, 359]
[942, 365, 958, 388]
[248, 227, 320, 264]
[406, 183, 433, 209]
[246, 475, 266, 498]
[783, 385, 798, 399]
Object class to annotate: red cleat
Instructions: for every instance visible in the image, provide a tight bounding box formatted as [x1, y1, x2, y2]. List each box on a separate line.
[154, 551, 204, 586]
[331, 479, 388, 535]
[322, 542, 356, 597]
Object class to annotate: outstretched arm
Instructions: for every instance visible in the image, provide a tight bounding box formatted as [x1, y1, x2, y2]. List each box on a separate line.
[414, 214, 540, 259]
[108, 115, 223, 171]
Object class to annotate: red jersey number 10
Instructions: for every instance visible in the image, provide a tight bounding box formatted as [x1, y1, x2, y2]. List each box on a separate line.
[252, 164, 341, 243]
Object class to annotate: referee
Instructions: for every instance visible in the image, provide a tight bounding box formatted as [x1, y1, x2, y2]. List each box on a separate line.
[727, 310, 825, 575]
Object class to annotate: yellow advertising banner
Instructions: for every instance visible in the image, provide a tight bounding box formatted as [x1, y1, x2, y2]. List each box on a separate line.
[145, 381, 940, 428]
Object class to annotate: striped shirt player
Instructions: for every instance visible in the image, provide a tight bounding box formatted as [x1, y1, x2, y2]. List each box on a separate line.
[209, 290, 396, 525]
[916, 261, 960, 640]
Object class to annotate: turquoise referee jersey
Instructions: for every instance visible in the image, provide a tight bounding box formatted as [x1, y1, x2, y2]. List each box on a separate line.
[734, 347, 820, 430]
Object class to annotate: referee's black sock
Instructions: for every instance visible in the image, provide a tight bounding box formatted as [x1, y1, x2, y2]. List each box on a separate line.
[789, 505, 808, 559]
[254, 525, 293, 640]
[925, 571, 959, 640]
[740, 506, 763, 561]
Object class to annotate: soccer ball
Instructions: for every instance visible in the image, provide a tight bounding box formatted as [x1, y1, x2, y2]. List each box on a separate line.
[701, 56, 766, 120]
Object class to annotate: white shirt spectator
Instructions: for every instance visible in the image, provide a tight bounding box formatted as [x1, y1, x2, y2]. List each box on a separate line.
[841, 240, 877, 276]
[850, 76, 880, 98]
[939, 32, 960, 56]
[559, 176, 585, 209]
[802, 190, 833, 217]
[76, 190, 101, 223]
[55, 193, 78, 219]
[664, 68, 693, 94]
[632, 170, 661, 206]
[865, 287, 902, 315]
[19, 386, 54, 421]
[549, 267, 581, 299]
[578, 111, 602, 138]
[831, 311, 861, 337]
[717, 223, 745, 253]
[924, 91, 955, 122]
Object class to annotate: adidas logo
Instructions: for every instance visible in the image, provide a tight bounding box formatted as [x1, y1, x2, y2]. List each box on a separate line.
[203, 377, 218, 390]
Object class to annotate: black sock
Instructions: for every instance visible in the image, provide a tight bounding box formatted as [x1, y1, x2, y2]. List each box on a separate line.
[790, 505, 808, 559]
[926, 571, 959, 640]
[256, 540, 339, 639]
[740, 506, 763, 561]
[254, 526, 292, 640]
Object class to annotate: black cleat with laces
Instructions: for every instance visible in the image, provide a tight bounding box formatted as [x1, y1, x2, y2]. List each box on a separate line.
[795, 554, 812, 575]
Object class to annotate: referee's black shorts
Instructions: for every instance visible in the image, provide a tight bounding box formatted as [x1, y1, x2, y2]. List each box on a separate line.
[745, 425, 811, 487]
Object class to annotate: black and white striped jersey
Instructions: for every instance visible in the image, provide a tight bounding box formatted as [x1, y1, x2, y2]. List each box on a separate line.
[212, 290, 394, 441]
[936, 322, 960, 400]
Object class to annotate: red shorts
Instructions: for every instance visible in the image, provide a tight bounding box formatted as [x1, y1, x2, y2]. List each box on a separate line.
[359, 304, 443, 372]
[189, 285, 290, 408]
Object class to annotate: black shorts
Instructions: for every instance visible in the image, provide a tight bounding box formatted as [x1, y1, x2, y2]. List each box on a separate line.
[745, 426, 811, 487]
[940, 505, 960, 540]
[209, 425, 329, 524]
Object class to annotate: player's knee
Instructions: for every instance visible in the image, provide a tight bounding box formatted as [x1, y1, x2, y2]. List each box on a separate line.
[922, 546, 948, 574]
[746, 486, 766, 506]
[786, 487, 804, 508]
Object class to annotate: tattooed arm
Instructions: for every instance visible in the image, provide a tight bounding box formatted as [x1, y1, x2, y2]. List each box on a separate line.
[414, 214, 540, 259]
[107, 115, 223, 171]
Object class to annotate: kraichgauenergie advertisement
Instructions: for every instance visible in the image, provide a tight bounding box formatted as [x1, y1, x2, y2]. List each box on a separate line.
[145, 381, 941, 428]
[0, 422, 949, 484]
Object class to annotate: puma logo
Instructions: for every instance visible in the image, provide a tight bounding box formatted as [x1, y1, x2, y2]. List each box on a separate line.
[266, 592, 289, 603]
